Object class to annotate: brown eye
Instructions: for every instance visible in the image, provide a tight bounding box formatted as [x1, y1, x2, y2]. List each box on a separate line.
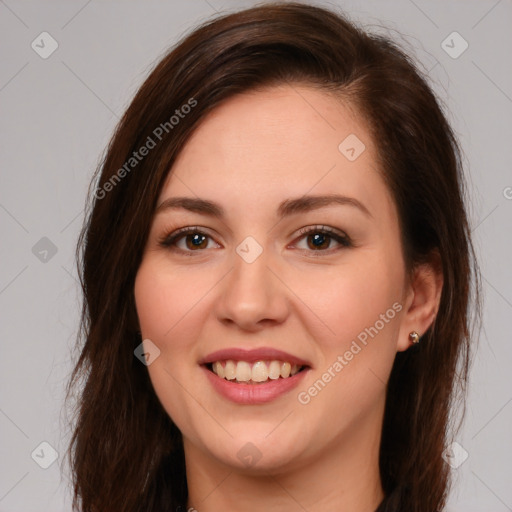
[306, 232, 331, 250]
[182, 232, 209, 250]
[295, 226, 352, 253]
[159, 227, 219, 254]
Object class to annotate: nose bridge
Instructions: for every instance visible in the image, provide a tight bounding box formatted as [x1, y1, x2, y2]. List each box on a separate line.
[214, 235, 288, 329]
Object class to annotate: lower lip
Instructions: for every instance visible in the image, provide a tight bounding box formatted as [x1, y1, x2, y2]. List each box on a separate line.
[202, 365, 310, 405]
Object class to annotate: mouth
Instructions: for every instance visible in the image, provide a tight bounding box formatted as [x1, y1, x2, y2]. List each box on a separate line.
[199, 347, 312, 403]
[205, 359, 308, 384]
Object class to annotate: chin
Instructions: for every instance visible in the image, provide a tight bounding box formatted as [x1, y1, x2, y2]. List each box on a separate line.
[203, 430, 311, 475]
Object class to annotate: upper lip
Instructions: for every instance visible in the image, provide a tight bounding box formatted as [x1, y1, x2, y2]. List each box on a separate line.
[199, 347, 312, 368]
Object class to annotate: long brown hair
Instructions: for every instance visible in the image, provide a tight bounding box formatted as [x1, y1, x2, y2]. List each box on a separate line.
[64, 3, 481, 511]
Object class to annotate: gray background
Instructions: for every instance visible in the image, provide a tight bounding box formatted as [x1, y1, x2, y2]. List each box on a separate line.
[1, 0, 511, 510]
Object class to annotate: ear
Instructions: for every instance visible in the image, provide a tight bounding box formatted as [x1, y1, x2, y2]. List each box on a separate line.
[396, 251, 443, 352]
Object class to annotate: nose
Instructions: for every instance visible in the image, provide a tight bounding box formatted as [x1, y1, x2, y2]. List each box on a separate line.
[214, 243, 289, 332]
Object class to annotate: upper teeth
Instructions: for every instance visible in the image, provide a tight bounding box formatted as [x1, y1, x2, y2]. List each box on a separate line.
[211, 360, 302, 383]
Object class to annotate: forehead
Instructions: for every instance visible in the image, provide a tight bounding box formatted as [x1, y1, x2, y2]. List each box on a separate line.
[159, 84, 387, 219]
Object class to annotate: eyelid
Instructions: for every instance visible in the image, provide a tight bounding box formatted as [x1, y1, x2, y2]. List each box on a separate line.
[294, 224, 348, 240]
[158, 225, 220, 248]
[291, 225, 352, 252]
[158, 224, 352, 254]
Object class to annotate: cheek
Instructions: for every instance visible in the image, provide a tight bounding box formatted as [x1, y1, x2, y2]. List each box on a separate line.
[294, 262, 402, 433]
[134, 258, 205, 412]
[298, 255, 404, 350]
[134, 259, 202, 343]
[134, 260, 201, 431]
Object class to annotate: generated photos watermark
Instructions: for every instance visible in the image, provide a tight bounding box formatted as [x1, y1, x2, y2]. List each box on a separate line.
[297, 301, 403, 405]
[94, 97, 197, 200]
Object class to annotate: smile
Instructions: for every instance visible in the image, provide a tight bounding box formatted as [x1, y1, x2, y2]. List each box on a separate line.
[209, 360, 304, 384]
[199, 347, 312, 404]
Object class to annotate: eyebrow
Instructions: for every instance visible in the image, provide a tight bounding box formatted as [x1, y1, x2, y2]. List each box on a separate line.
[155, 194, 373, 219]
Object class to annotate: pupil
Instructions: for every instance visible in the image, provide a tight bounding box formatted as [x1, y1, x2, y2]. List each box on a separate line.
[187, 233, 206, 249]
[309, 233, 328, 250]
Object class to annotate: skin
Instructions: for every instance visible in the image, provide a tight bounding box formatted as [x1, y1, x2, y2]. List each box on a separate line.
[134, 84, 443, 512]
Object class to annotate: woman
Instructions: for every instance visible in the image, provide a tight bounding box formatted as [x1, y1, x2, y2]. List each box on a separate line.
[65, 2, 480, 511]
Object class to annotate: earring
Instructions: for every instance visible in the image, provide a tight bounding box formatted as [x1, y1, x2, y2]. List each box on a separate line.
[409, 331, 420, 344]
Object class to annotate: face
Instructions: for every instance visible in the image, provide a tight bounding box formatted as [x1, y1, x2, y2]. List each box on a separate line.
[134, 84, 409, 474]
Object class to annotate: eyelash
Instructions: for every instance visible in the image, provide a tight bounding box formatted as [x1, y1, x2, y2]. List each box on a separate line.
[158, 225, 352, 257]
